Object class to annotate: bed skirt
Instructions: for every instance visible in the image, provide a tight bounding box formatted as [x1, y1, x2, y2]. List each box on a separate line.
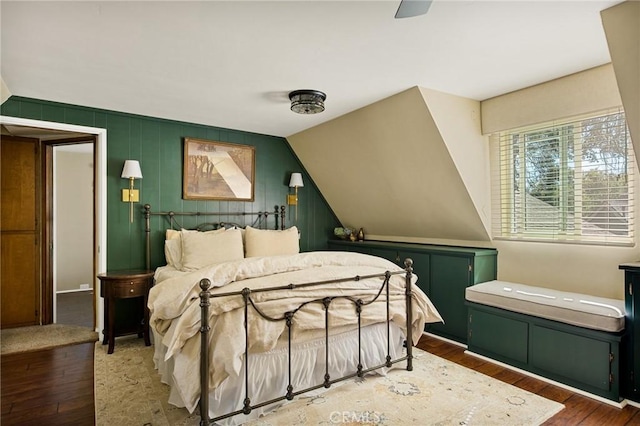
[152, 322, 406, 424]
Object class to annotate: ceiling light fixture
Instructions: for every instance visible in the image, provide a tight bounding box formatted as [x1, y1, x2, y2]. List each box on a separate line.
[288, 90, 326, 114]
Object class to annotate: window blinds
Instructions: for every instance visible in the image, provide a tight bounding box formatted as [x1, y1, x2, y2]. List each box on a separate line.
[492, 109, 635, 245]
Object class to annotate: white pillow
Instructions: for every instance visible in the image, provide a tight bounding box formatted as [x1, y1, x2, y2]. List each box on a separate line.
[164, 228, 226, 269]
[244, 226, 299, 258]
[180, 228, 244, 271]
[164, 239, 183, 270]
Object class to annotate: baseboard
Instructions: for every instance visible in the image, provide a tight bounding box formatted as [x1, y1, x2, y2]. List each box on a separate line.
[464, 349, 626, 409]
[626, 399, 640, 409]
[421, 331, 468, 349]
[56, 288, 94, 294]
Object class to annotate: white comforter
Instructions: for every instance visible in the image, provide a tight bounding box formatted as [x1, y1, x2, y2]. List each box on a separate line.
[148, 251, 442, 412]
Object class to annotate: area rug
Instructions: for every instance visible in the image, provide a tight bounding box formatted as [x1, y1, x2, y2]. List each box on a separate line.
[1, 323, 98, 355]
[95, 337, 564, 425]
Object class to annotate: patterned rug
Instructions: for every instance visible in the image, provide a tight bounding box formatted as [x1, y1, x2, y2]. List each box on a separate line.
[95, 337, 564, 425]
[1, 323, 98, 354]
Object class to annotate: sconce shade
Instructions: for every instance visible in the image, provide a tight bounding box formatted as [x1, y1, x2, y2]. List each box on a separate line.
[289, 173, 304, 188]
[289, 90, 326, 114]
[121, 160, 143, 179]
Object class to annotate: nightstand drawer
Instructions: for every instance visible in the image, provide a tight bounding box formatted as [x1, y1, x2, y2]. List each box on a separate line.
[110, 280, 148, 298]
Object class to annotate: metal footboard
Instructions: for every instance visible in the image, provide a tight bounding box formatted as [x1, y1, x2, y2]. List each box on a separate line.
[198, 258, 415, 426]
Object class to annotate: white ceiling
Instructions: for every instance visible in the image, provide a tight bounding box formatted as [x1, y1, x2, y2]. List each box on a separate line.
[0, 0, 622, 138]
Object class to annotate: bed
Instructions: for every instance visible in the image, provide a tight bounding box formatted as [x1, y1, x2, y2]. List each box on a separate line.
[143, 205, 443, 425]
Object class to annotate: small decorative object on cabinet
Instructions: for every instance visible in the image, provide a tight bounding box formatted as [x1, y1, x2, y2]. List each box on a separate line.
[619, 262, 640, 401]
[328, 239, 497, 344]
[357, 228, 365, 241]
[98, 269, 154, 354]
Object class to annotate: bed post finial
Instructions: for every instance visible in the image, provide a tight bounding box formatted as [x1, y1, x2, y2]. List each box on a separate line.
[280, 205, 286, 230]
[404, 258, 414, 371]
[199, 278, 212, 425]
[144, 204, 151, 270]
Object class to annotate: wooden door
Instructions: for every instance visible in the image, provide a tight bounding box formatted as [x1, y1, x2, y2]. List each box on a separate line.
[1, 136, 40, 328]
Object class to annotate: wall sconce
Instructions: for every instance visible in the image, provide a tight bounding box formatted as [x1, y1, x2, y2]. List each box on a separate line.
[288, 172, 304, 221]
[121, 160, 143, 223]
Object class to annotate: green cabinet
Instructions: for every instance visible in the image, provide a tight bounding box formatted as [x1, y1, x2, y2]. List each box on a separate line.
[467, 302, 623, 402]
[327, 240, 497, 344]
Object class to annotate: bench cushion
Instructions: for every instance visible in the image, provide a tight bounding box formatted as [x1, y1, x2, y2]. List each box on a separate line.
[465, 280, 625, 332]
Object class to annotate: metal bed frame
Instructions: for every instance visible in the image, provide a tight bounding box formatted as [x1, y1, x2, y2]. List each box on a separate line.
[142, 204, 415, 426]
[197, 261, 415, 425]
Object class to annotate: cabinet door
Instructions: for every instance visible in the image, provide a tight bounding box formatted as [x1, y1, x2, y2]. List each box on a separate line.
[329, 242, 372, 255]
[630, 272, 640, 396]
[427, 254, 471, 343]
[369, 248, 399, 264]
[398, 251, 430, 297]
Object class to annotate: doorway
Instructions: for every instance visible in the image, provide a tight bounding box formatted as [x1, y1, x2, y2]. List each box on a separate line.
[52, 143, 95, 328]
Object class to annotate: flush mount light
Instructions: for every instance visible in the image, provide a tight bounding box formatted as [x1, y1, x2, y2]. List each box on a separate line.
[288, 90, 326, 114]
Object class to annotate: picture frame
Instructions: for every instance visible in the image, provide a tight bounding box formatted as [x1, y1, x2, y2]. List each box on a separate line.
[183, 137, 255, 201]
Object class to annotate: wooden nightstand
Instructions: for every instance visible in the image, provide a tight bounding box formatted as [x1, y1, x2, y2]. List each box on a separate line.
[98, 269, 154, 354]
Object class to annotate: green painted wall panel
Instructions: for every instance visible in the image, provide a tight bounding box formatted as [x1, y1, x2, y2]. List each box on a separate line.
[42, 104, 65, 123]
[2, 96, 340, 271]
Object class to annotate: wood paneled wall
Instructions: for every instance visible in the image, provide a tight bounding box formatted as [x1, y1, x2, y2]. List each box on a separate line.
[2, 97, 339, 270]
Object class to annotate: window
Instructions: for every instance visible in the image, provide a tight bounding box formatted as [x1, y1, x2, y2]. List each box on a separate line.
[493, 109, 635, 245]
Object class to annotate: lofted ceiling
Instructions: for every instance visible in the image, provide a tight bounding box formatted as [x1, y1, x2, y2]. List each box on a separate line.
[0, 0, 622, 138]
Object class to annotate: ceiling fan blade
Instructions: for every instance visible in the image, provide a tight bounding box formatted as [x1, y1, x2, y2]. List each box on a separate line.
[395, 0, 433, 19]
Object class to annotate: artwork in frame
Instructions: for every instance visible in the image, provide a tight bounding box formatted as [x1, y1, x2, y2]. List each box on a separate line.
[183, 138, 255, 201]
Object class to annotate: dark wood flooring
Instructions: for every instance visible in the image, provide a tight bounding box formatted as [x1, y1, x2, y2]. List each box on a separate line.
[1, 342, 95, 426]
[2, 334, 640, 425]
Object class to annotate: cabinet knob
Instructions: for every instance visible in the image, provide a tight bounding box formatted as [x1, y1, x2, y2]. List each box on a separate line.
[130, 281, 134, 285]
[130, 288, 134, 293]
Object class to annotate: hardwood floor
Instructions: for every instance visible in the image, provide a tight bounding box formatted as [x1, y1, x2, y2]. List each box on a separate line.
[416, 334, 640, 425]
[1, 342, 95, 426]
[2, 334, 639, 425]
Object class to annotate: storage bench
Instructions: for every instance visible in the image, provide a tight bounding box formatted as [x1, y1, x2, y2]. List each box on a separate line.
[465, 280, 626, 402]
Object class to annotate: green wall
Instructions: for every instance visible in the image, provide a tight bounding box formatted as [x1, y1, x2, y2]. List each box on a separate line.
[2, 96, 340, 270]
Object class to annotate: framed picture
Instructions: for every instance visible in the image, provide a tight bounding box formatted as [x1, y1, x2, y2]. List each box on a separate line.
[183, 138, 255, 201]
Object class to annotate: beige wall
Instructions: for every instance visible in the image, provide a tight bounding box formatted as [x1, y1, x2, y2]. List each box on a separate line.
[55, 150, 93, 292]
[481, 64, 622, 134]
[287, 87, 490, 242]
[1, 76, 11, 104]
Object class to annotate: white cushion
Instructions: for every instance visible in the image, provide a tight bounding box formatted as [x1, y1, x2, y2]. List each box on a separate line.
[465, 280, 625, 333]
[180, 228, 244, 271]
[244, 226, 299, 258]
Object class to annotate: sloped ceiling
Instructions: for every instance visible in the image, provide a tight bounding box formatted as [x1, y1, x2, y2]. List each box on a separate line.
[601, 1, 640, 163]
[287, 87, 490, 242]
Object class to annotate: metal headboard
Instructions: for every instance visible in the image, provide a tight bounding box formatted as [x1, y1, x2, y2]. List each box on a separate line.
[143, 204, 286, 270]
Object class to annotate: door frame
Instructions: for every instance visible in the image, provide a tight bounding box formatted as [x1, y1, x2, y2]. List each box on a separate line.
[0, 115, 107, 336]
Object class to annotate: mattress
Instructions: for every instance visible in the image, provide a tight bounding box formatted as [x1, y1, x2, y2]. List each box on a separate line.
[153, 321, 407, 425]
[465, 280, 625, 333]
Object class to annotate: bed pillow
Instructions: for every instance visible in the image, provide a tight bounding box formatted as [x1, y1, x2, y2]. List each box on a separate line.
[244, 226, 299, 258]
[164, 239, 183, 270]
[180, 228, 244, 271]
[164, 228, 227, 270]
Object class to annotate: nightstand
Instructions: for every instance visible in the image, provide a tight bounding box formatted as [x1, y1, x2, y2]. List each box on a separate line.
[98, 269, 154, 354]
